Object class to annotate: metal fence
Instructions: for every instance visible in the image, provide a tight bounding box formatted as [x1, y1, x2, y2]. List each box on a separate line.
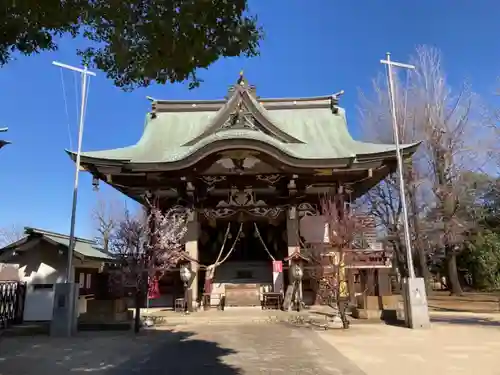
[0, 281, 26, 328]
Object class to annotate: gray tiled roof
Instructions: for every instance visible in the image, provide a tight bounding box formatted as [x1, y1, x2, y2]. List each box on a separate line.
[24, 227, 113, 261]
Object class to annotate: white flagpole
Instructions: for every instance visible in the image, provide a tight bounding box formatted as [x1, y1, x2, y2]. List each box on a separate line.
[53, 61, 96, 336]
[380, 52, 416, 279]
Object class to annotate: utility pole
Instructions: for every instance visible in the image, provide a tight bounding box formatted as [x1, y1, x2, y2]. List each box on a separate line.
[52, 61, 96, 336]
[380, 52, 430, 329]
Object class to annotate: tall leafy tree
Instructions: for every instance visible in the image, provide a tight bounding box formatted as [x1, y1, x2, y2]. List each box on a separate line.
[1, 0, 262, 90]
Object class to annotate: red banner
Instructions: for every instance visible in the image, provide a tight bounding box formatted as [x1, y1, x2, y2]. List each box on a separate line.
[148, 277, 160, 299]
[272, 261, 283, 273]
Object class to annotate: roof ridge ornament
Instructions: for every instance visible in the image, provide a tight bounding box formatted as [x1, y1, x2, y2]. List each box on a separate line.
[237, 70, 246, 86]
[185, 73, 305, 146]
[227, 70, 256, 98]
[330, 90, 344, 115]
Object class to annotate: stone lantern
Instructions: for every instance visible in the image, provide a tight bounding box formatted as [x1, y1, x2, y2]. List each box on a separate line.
[284, 250, 309, 311]
[177, 252, 196, 313]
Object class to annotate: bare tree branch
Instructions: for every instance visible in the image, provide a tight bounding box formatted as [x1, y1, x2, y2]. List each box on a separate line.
[304, 190, 362, 328]
[358, 45, 495, 295]
[0, 224, 25, 248]
[92, 197, 125, 252]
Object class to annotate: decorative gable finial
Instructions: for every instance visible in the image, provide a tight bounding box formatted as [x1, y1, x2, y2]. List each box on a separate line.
[237, 70, 246, 86]
[330, 90, 344, 114]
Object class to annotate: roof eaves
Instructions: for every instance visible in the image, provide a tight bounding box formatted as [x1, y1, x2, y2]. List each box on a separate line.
[25, 227, 97, 246]
[65, 149, 131, 164]
[355, 141, 421, 162]
[0, 236, 30, 252]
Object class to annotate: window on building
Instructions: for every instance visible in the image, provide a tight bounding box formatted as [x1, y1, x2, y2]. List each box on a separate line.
[85, 274, 92, 289]
[79, 273, 85, 288]
[33, 284, 53, 290]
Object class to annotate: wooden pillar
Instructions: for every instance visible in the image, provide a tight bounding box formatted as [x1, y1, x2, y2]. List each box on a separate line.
[185, 210, 199, 310]
[346, 268, 356, 305]
[286, 207, 299, 261]
[367, 270, 376, 296]
[286, 206, 302, 301]
[377, 268, 392, 296]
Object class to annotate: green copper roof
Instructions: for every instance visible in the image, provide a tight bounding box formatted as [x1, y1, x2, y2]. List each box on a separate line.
[67, 81, 419, 167]
[69, 108, 418, 165]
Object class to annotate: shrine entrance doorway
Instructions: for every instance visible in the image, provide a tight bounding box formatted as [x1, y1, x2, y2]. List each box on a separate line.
[199, 217, 288, 307]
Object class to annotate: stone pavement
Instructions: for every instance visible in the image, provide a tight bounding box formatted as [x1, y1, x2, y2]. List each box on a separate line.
[0, 331, 172, 375]
[3, 310, 498, 375]
[0, 323, 365, 375]
[318, 312, 500, 375]
[142, 306, 310, 326]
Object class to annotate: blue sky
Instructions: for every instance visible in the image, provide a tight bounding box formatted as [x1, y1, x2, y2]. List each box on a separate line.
[0, 1, 499, 240]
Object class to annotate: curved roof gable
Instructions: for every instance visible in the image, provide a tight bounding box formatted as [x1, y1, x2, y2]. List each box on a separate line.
[66, 74, 420, 169]
[183, 80, 304, 146]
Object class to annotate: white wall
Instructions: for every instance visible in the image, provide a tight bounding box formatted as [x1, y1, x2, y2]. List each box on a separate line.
[10, 242, 66, 285]
[4, 242, 103, 321]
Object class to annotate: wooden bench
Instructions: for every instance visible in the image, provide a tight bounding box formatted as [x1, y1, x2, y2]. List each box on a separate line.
[262, 292, 283, 310]
[202, 293, 224, 310]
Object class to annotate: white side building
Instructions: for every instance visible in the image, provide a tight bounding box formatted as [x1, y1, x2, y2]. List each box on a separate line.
[0, 227, 112, 322]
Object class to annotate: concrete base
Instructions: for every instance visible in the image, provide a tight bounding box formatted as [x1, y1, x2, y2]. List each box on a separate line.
[351, 308, 382, 320]
[351, 308, 399, 322]
[50, 283, 79, 337]
[79, 299, 132, 323]
[402, 277, 431, 329]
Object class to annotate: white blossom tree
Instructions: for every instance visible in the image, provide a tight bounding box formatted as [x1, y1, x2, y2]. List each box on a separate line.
[110, 203, 187, 332]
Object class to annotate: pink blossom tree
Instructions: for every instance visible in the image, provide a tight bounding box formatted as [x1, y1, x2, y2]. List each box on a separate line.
[306, 190, 361, 328]
[110, 203, 187, 332]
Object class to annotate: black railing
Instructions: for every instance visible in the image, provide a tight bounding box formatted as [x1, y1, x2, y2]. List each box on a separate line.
[0, 281, 26, 329]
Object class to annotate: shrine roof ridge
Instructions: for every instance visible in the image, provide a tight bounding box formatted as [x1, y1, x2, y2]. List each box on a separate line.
[151, 94, 338, 113]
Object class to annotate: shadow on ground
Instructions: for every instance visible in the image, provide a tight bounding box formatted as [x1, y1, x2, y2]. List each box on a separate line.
[428, 305, 500, 313]
[0, 329, 240, 375]
[430, 316, 500, 327]
[380, 315, 500, 328]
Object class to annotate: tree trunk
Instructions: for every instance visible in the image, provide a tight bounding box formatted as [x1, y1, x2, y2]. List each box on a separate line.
[390, 238, 407, 278]
[313, 279, 322, 305]
[407, 167, 431, 291]
[417, 245, 432, 294]
[134, 289, 141, 333]
[445, 248, 463, 295]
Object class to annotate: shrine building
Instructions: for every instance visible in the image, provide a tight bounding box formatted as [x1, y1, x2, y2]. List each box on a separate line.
[68, 74, 419, 308]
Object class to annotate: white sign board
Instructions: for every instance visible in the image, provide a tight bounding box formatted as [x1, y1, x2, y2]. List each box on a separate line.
[299, 215, 331, 244]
